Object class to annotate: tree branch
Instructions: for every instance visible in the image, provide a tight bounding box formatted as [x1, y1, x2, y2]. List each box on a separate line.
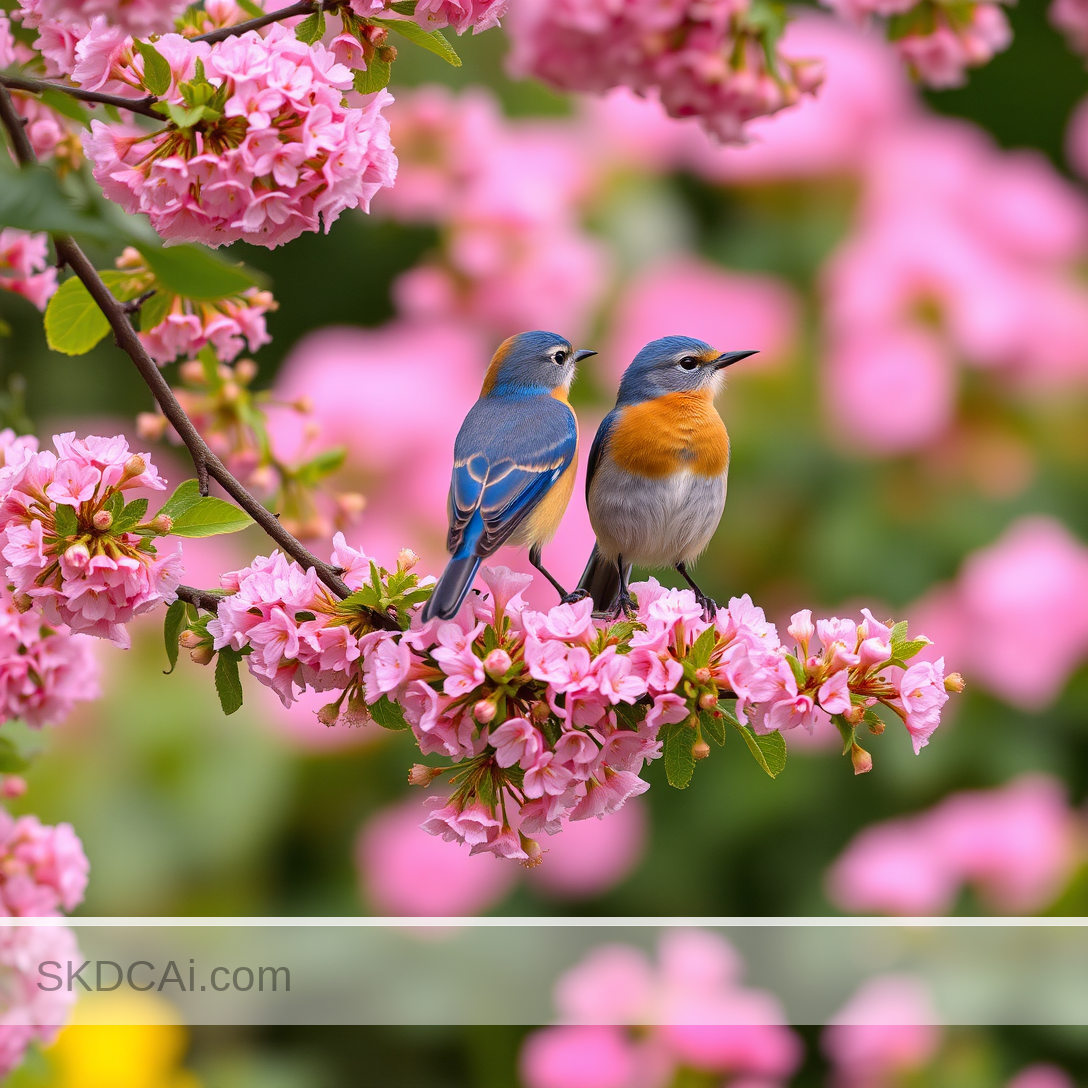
[176, 584, 227, 613]
[0, 73, 161, 120]
[0, 84, 398, 628]
[193, 0, 326, 44]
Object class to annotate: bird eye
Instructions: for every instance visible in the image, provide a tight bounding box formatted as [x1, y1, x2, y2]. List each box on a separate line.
[677, 356, 699, 370]
[553, 349, 569, 364]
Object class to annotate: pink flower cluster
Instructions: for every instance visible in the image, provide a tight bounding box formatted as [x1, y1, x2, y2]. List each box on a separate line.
[0, 231, 57, 312]
[506, 0, 823, 144]
[381, 86, 607, 340]
[14, 0, 188, 75]
[521, 929, 802, 1088]
[205, 547, 958, 861]
[348, 0, 508, 34]
[0, 810, 88, 917]
[826, 774, 1080, 915]
[0, 431, 181, 647]
[0, 598, 99, 728]
[81, 24, 398, 248]
[821, 0, 1012, 88]
[1052, 0, 1088, 55]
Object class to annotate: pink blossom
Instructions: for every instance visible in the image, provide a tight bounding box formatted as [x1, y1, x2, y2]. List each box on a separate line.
[520, 1026, 638, 1088]
[890, 658, 948, 753]
[412, 0, 508, 33]
[0, 230, 57, 312]
[1007, 1066, 1077, 1088]
[1052, 0, 1088, 55]
[895, 3, 1012, 89]
[81, 25, 397, 248]
[0, 812, 89, 916]
[489, 717, 542, 770]
[823, 975, 941, 1088]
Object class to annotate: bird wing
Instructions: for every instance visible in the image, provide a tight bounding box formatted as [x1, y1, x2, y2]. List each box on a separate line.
[585, 407, 621, 501]
[447, 395, 578, 558]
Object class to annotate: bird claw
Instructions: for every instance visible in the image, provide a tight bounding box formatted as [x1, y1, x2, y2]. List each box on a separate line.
[605, 591, 638, 621]
[697, 595, 719, 621]
[561, 589, 590, 605]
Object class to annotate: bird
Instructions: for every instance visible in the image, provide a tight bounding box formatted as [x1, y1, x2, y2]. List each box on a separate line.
[421, 330, 598, 623]
[576, 335, 756, 617]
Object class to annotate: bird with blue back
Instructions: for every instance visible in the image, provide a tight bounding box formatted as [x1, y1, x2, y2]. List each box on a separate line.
[421, 330, 598, 623]
[577, 335, 757, 617]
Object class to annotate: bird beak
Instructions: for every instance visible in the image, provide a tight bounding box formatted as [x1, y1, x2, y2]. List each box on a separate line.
[713, 349, 758, 370]
[573, 349, 598, 362]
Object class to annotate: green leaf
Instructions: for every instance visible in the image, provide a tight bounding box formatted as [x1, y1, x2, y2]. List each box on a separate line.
[158, 478, 203, 521]
[888, 620, 909, 645]
[105, 490, 124, 519]
[159, 102, 220, 129]
[214, 648, 244, 715]
[43, 270, 143, 355]
[700, 709, 727, 747]
[733, 722, 787, 779]
[133, 40, 172, 96]
[237, 0, 264, 15]
[390, 1, 417, 11]
[38, 88, 91, 127]
[353, 55, 392, 94]
[371, 16, 462, 65]
[0, 736, 29, 774]
[662, 721, 696, 789]
[371, 695, 408, 730]
[295, 8, 325, 44]
[785, 652, 806, 688]
[832, 713, 855, 756]
[891, 637, 930, 662]
[297, 446, 346, 483]
[162, 599, 188, 674]
[135, 243, 261, 301]
[0, 163, 118, 241]
[168, 496, 254, 538]
[687, 624, 717, 669]
[139, 290, 175, 332]
[113, 497, 148, 533]
[52, 504, 77, 538]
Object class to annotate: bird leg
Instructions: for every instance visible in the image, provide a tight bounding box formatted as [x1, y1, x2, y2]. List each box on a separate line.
[608, 553, 638, 619]
[675, 561, 718, 619]
[529, 544, 588, 605]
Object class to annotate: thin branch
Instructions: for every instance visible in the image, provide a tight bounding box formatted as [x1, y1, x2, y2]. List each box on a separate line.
[176, 584, 226, 613]
[193, 0, 324, 44]
[0, 84, 397, 628]
[123, 288, 157, 314]
[0, 73, 161, 120]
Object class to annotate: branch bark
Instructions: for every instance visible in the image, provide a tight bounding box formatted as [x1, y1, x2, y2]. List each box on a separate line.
[193, 0, 326, 44]
[176, 584, 227, 613]
[0, 84, 398, 628]
[0, 74, 161, 120]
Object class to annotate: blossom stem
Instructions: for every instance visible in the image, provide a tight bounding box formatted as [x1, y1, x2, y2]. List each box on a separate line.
[0, 84, 398, 627]
[193, 0, 331, 44]
[0, 74, 161, 121]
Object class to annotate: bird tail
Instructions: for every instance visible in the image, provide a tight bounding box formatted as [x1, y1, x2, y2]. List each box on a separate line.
[576, 544, 630, 613]
[421, 553, 482, 623]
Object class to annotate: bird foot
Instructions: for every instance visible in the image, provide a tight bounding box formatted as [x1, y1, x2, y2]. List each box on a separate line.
[560, 588, 590, 605]
[605, 590, 638, 621]
[697, 594, 719, 622]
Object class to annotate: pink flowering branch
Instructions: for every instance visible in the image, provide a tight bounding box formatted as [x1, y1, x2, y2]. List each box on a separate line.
[0, 83, 399, 626]
[0, 73, 160, 121]
[193, 0, 328, 44]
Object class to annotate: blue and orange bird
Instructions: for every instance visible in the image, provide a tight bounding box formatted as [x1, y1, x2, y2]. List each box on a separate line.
[577, 335, 757, 616]
[421, 330, 598, 623]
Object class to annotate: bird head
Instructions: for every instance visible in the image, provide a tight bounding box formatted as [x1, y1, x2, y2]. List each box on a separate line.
[616, 335, 757, 405]
[481, 330, 597, 398]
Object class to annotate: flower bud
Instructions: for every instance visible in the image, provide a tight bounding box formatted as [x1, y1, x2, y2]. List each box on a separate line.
[474, 699, 497, 724]
[234, 358, 258, 383]
[788, 609, 814, 649]
[694, 667, 711, 684]
[148, 514, 173, 534]
[190, 645, 214, 666]
[519, 833, 543, 868]
[692, 739, 711, 761]
[0, 776, 26, 799]
[120, 454, 146, 483]
[378, 44, 397, 63]
[220, 381, 241, 404]
[685, 713, 698, 729]
[336, 492, 367, 518]
[866, 716, 885, 735]
[179, 630, 203, 649]
[529, 701, 550, 723]
[397, 548, 420, 571]
[483, 649, 512, 680]
[179, 360, 206, 384]
[293, 396, 313, 415]
[944, 672, 966, 693]
[248, 465, 278, 495]
[697, 691, 718, 711]
[92, 509, 113, 531]
[341, 692, 372, 728]
[850, 742, 873, 775]
[843, 703, 865, 726]
[63, 543, 90, 569]
[136, 412, 168, 441]
[317, 702, 340, 726]
[408, 764, 443, 787]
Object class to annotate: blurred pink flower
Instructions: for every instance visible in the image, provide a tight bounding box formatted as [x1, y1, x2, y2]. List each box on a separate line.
[0, 230, 57, 311]
[823, 326, 956, 453]
[520, 1025, 640, 1088]
[1007, 1064, 1077, 1088]
[910, 516, 1088, 710]
[355, 794, 517, 915]
[526, 795, 646, 899]
[1065, 94, 1088, 180]
[1051, 0, 1088, 55]
[823, 975, 941, 1088]
[606, 255, 800, 390]
[895, 3, 1012, 89]
[826, 774, 1080, 915]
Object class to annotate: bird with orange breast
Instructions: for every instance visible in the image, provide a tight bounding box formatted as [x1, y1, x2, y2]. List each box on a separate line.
[422, 330, 598, 623]
[577, 335, 756, 617]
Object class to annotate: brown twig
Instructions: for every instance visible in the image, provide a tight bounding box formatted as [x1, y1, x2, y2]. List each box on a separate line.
[176, 584, 226, 613]
[193, 0, 327, 44]
[0, 84, 397, 627]
[122, 288, 157, 314]
[0, 73, 161, 120]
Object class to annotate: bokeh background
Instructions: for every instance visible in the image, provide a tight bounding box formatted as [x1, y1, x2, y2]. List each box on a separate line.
[1, 0, 1088, 943]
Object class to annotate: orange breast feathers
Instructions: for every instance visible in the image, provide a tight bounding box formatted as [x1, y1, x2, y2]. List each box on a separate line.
[516, 456, 579, 547]
[608, 391, 729, 479]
